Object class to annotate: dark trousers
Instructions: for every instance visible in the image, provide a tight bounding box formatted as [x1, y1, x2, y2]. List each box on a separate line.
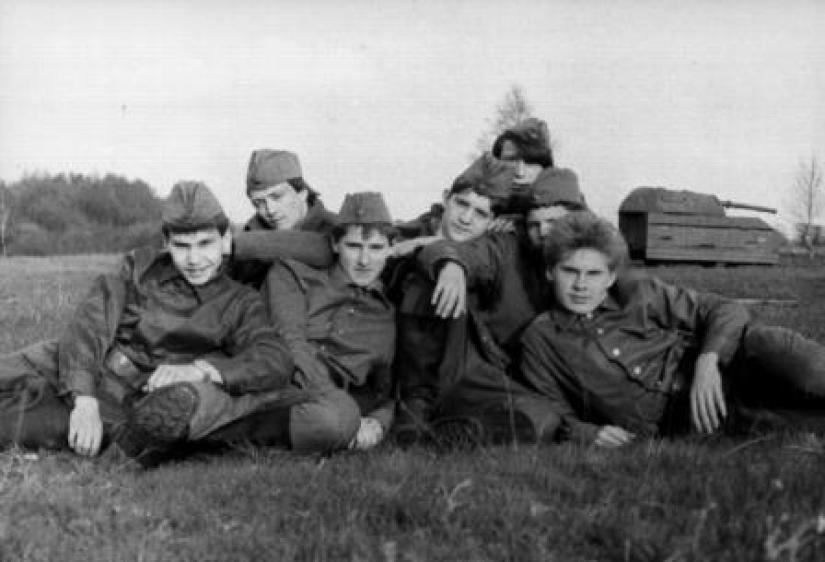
[724, 324, 825, 432]
[394, 276, 559, 437]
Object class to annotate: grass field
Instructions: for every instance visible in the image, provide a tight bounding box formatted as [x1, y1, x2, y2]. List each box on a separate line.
[0, 255, 823, 561]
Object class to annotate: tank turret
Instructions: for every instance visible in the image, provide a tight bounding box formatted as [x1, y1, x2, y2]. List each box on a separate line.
[618, 187, 783, 265]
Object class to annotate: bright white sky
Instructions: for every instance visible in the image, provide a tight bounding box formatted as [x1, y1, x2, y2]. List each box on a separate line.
[1, 0, 823, 232]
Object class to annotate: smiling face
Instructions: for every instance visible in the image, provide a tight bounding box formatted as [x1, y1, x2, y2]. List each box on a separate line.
[548, 248, 617, 315]
[440, 188, 494, 242]
[166, 228, 226, 286]
[499, 139, 544, 186]
[249, 182, 309, 230]
[332, 225, 393, 287]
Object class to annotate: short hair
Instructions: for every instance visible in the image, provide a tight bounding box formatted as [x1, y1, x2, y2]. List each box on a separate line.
[446, 180, 509, 217]
[492, 131, 554, 168]
[542, 211, 628, 271]
[162, 214, 230, 239]
[331, 222, 398, 244]
[286, 177, 319, 205]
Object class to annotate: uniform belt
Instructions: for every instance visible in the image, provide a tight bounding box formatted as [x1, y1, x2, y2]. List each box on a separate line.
[101, 348, 147, 404]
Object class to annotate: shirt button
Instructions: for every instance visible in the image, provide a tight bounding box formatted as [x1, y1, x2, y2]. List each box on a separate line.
[596, 328, 604, 335]
[633, 366, 641, 375]
[349, 308, 355, 314]
[612, 348, 621, 357]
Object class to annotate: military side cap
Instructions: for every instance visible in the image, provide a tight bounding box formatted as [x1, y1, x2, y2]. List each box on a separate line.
[337, 192, 392, 224]
[162, 181, 227, 229]
[529, 168, 586, 209]
[246, 149, 302, 194]
[452, 153, 515, 203]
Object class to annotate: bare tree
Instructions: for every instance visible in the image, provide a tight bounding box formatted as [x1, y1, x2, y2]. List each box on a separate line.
[472, 85, 548, 159]
[0, 183, 10, 257]
[789, 156, 824, 255]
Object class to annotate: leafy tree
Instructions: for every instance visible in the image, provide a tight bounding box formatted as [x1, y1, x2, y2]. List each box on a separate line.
[3, 171, 164, 255]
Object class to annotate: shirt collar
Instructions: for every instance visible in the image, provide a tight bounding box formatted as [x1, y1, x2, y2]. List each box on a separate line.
[329, 263, 391, 305]
[548, 289, 619, 330]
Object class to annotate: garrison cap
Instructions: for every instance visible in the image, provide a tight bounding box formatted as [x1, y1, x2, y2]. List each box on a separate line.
[450, 153, 515, 207]
[337, 192, 393, 225]
[162, 181, 227, 229]
[529, 168, 586, 209]
[246, 149, 302, 195]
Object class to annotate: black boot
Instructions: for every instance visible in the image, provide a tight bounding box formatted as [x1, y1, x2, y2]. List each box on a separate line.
[114, 383, 199, 468]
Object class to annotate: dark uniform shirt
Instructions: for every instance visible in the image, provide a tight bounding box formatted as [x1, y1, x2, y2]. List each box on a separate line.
[263, 259, 396, 428]
[416, 231, 551, 369]
[519, 275, 749, 443]
[58, 248, 293, 400]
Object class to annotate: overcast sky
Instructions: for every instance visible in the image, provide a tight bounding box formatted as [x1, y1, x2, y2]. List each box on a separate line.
[1, 0, 823, 231]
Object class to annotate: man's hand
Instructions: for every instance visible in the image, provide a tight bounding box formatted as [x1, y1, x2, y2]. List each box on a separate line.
[594, 425, 635, 448]
[350, 417, 385, 450]
[690, 352, 727, 434]
[68, 396, 103, 457]
[144, 363, 208, 392]
[432, 262, 466, 319]
[485, 217, 516, 233]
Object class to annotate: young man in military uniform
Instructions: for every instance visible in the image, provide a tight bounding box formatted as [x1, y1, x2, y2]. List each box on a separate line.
[396, 167, 588, 447]
[210, 192, 399, 453]
[232, 149, 338, 287]
[520, 211, 825, 446]
[0, 182, 296, 465]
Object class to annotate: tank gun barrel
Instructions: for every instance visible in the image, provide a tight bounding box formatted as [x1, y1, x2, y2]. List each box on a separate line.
[718, 200, 777, 214]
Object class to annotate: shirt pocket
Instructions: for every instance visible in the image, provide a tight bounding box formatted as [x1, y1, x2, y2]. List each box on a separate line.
[611, 327, 685, 394]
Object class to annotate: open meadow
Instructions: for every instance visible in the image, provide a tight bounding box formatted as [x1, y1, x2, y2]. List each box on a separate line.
[0, 255, 823, 561]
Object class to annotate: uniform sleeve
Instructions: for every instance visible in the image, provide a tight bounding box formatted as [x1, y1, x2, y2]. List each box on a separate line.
[201, 290, 295, 395]
[365, 343, 397, 430]
[519, 320, 600, 445]
[233, 230, 334, 269]
[416, 232, 515, 292]
[262, 260, 334, 390]
[56, 254, 131, 400]
[644, 278, 749, 366]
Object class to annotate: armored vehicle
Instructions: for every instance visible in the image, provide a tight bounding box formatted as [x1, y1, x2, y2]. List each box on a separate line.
[618, 187, 783, 265]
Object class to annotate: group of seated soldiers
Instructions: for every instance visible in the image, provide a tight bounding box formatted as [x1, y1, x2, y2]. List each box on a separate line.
[1, 118, 825, 467]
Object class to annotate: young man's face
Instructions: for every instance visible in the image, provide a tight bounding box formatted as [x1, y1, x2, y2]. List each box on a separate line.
[499, 140, 543, 186]
[440, 189, 494, 242]
[548, 248, 617, 315]
[166, 228, 227, 286]
[525, 205, 570, 250]
[333, 225, 393, 287]
[249, 183, 308, 230]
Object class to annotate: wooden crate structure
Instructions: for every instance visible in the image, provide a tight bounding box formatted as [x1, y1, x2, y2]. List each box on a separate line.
[618, 187, 782, 265]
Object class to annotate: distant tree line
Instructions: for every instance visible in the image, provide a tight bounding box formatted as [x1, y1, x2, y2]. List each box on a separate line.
[0, 172, 163, 256]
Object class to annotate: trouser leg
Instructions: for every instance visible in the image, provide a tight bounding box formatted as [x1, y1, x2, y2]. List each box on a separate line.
[288, 387, 361, 454]
[434, 358, 561, 444]
[0, 340, 70, 450]
[726, 324, 825, 431]
[736, 325, 825, 401]
[0, 376, 70, 450]
[114, 382, 312, 464]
